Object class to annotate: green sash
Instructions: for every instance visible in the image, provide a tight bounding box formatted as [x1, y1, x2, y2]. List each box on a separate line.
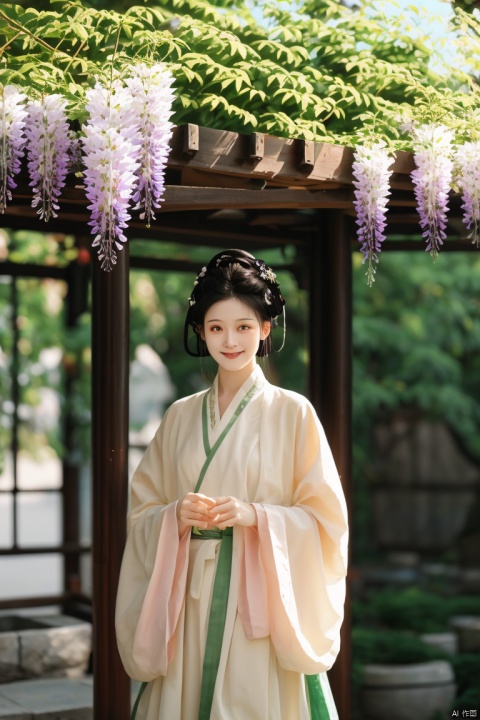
[195, 380, 259, 719]
[193, 527, 233, 720]
[306, 673, 336, 720]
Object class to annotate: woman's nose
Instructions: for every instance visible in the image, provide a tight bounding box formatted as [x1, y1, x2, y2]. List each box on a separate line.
[224, 329, 237, 347]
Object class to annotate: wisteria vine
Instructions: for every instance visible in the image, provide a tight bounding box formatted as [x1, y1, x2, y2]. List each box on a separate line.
[2, 69, 480, 281]
[455, 140, 480, 249]
[352, 141, 393, 286]
[0, 84, 27, 214]
[410, 124, 454, 261]
[82, 79, 141, 271]
[0, 62, 174, 271]
[126, 63, 174, 228]
[25, 94, 73, 222]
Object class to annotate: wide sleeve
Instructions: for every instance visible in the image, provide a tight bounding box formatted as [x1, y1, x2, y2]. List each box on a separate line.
[238, 399, 348, 674]
[115, 413, 191, 681]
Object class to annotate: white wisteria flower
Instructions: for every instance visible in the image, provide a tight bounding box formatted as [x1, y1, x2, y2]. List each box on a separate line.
[455, 140, 480, 248]
[0, 84, 27, 213]
[25, 94, 73, 221]
[125, 63, 174, 227]
[410, 124, 454, 261]
[81, 79, 141, 271]
[352, 141, 393, 286]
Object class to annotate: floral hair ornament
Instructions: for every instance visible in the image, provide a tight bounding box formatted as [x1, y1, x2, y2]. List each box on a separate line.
[184, 249, 286, 357]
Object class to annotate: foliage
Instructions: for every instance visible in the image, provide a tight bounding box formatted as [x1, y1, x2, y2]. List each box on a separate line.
[353, 251, 480, 466]
[354, 587, 480, 633]
[0, 242, 70, 468]
[360, 587, 449, 632]
[448, 595, 480, 616]
[452, 0, 480, 16]
[352, 627, 449, 665]
[1, 0, 480, 147]
[352, 250, 480, 559]
[450, 653, 480, 697]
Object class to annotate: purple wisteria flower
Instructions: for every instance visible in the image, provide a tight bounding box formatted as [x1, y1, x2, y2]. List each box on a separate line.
[352, 141, 393, 286]
[125, 63, 174, 227]
[82, 80, 140, 271]
[410, 124, 454, 261]
[25, 94, 73, 221]
[455, 140, 480, 248]
[0, 85, 27, 213]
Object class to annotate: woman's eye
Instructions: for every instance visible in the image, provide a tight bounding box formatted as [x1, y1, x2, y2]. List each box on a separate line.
[239, 325, 251, 331]
[210, 326, 222, 332]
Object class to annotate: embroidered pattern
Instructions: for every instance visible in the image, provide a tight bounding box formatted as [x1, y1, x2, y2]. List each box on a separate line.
[209, 383, 216, 430]
[207, 377, 262, 431]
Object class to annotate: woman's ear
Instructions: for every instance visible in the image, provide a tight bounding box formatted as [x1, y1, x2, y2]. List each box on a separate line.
[260, 321, 271, 340]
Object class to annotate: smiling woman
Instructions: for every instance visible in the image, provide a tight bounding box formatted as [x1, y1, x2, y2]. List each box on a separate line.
[115, 249, 349, 720]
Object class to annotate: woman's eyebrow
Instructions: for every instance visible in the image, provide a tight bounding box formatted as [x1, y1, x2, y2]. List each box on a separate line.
[206, 317, 255, 323]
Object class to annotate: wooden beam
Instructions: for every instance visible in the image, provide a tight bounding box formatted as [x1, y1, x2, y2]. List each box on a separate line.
[91, 247, 130, 720]
[131, 216, 309, 246]
[0, 207, 309, 246]
[130, 255, 302, 275]
[381, 239, 480, 251]
[0, 261, 68, 278]
[168, 125, 416, 188]
[158, 186, 354, 211]
[0, 184, 354, 215]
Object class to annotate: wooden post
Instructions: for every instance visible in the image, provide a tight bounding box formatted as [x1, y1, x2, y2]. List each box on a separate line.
[309, 210, 353, 720]
[63, 259, 90, 602]
[91, 246, 130, 719]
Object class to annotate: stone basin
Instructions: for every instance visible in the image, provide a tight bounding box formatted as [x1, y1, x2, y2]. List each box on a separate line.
[0, 613, 92, 683]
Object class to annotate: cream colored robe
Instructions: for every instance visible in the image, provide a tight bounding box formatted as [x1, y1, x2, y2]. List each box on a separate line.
[116, 365, 348, 720]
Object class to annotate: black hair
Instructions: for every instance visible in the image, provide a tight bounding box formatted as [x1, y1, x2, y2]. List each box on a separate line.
[184, 249, 285, 358]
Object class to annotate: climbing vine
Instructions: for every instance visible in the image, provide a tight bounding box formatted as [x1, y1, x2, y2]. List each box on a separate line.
[2, 0, 480, 278]
[2, 0, 480, 144]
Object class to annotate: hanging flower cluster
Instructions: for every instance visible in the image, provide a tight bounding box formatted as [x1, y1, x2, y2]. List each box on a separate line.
[25, 94, 73, 222]
[455, 140, 480, 249]
[351, 121, 480, 283]
[352, 141, 394, 286]
[4, 70, 480, 282]
[82, 64, 174, 270]
[125, 63, 174, 228]
[0, 63, 174, 272]
[0, 85, 27, 214]
[82, 80, 141, 272]
[410, 124, 454, 261]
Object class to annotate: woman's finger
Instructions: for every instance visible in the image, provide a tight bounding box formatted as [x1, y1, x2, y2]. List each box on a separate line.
[194, 493, 217, 508]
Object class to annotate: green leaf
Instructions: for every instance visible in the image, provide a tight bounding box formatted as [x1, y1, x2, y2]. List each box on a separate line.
[71, 22, 89, 43]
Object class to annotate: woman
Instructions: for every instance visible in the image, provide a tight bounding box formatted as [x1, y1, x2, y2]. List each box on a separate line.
[116, 249, 349, 720]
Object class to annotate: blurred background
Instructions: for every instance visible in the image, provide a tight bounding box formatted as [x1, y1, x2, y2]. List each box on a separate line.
[1, 229, 479, 716]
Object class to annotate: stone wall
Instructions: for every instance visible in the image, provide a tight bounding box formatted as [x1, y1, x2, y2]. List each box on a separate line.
[0, 615, 91, 683]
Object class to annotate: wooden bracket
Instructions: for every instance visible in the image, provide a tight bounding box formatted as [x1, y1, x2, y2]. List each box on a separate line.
[184, 124, 199, 155]
[299, 139, 315, 168]
[249, 133, 264, 160]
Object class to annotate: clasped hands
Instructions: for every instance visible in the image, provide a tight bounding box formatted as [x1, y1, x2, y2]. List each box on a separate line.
[176, 492, 257, 536]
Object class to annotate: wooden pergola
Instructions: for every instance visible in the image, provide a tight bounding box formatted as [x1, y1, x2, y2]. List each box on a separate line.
[0, 123, 471, 719]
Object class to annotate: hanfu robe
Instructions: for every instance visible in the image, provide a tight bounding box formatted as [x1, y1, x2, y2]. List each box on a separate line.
[115, 364, 349, 720]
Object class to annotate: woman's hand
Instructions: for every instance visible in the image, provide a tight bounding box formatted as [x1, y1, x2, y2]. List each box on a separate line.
[209, 496, 257, 530]
[176, 493, 217, 535]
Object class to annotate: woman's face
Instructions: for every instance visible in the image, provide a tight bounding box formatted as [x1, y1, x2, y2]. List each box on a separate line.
[200, 297, 270, 375]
